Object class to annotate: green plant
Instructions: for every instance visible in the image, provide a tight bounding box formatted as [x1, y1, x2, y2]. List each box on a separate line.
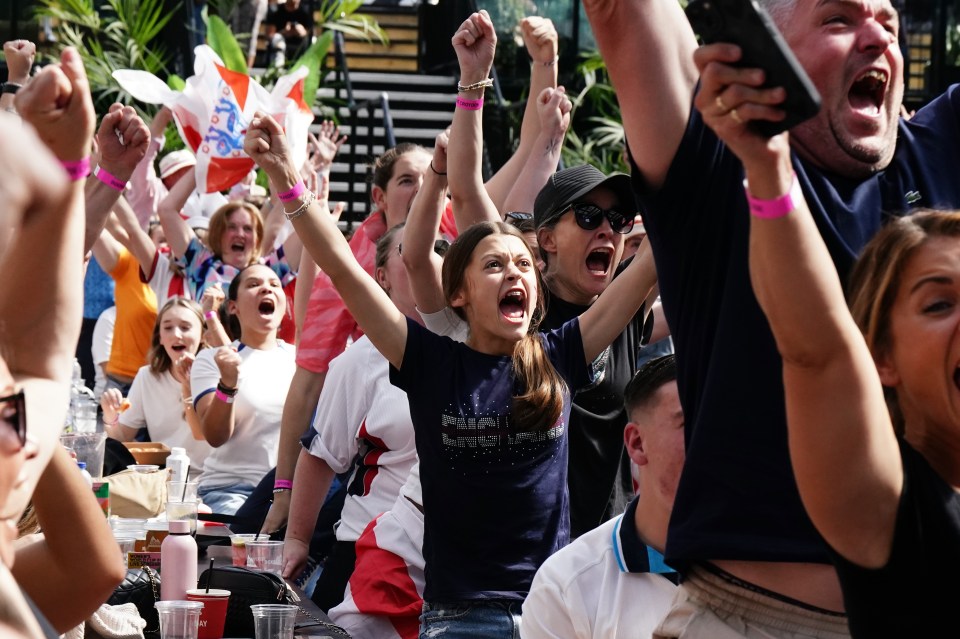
[561, 50, 628, 174]
[947, 6, 960, 67]
[35, 0, 174, 112]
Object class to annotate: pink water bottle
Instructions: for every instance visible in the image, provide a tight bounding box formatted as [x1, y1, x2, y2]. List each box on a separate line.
[160, 519, 198, 600]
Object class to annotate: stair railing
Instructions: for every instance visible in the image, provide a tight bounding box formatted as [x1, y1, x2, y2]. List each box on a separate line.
[327, 31, 398, 230]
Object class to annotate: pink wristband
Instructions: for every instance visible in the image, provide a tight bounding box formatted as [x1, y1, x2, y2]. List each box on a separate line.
[277, 181, 306, 202]
[744, 173, 802, 219]
[273, 479, 293, 490]
[204, 310, 218, 320]
[61, 157, 91, 181]
[456, 97, 483, 111]
[95, 166, 127, 191]
[215, 388, 234, 404]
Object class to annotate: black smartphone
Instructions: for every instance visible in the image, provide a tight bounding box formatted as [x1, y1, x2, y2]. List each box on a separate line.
[685, 0, 822, 137]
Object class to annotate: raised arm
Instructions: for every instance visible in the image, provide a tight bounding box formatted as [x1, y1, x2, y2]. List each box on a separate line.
[578, 239, 657, 363]
[483, 16, 558, 211]
[1, 39, 35, 116]
[402, 129, 449, 315]
[246, 113, 408, 369]
[111, 195, 159, 277]
[157, 165, 198, 259]
[582, 0, 699, 190]
[0, 52, 88, 523]
[126, 106, 171, 227]
[447, 10, 501, 227]
[692, 43, 900, 568]
[501, 86, 571, 214]
[84, 104, 150, 252]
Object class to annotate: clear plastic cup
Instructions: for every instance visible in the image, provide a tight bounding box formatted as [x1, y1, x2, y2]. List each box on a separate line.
[155, 600, 204, 639]
[60, 432, 106, 478]
[166, 499, 199, 535]
[250, 604, 297, 639]
[246, 540, 283, 576]
[229, 534, 260, 567]
[115, 535, 137, 567]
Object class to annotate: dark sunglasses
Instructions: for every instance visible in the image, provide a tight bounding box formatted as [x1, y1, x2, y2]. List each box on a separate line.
[0, 390, 26, 450]
[569, 203, 634, 234]
[398, 239, 450, 258]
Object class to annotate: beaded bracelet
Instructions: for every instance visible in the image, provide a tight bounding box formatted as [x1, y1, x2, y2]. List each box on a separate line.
[457, 78, 494, 93]
[284, 190, 316, 221]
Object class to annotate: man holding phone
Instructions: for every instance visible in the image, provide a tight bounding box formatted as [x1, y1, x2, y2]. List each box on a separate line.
[583, 0, 960, 636]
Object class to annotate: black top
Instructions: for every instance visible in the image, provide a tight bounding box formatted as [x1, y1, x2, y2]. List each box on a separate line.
[540, 279, 649, 538]
[391, 318, 590, 602]
[831, 441, 960, 637]
[632, 83, 960, 569]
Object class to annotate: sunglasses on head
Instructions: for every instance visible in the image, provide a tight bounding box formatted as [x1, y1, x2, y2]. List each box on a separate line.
[569, 203, 634, 234]
[0, 389, 26, 450]
[397, 239, 450, 258]
[505, 212, 533, 222]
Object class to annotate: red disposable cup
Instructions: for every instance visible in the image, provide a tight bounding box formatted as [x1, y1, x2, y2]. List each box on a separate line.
[186, 589, 230, 639]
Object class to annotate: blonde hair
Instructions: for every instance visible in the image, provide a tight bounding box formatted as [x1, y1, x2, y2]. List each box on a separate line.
[207, 201, 264, 263]
[848, 209, 960, 432]
[148, 298, 206, 374]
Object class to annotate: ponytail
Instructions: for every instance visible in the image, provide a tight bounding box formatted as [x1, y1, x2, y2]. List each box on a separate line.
[511, 333, 567, 432]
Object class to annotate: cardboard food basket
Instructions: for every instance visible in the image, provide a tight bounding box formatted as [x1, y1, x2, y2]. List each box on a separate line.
[122, 441, 171, 467]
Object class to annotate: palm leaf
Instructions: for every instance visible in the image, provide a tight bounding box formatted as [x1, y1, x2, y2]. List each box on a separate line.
[206, 14, 249, 73]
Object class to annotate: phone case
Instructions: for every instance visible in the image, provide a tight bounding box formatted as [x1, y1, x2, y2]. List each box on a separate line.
[685, 0, 822, 137]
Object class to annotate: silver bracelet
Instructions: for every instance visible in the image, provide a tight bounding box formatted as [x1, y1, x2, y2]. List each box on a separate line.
[283, 190, 316, 221]
[457, 78, 494, 93]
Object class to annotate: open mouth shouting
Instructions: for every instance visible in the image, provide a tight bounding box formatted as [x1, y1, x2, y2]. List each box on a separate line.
[586, 247, 614, 277]
[499, 288, 527, 323]
[848, 68, 888, 118]
[258, 297, 276, 318]
[170, 344, 188, 354]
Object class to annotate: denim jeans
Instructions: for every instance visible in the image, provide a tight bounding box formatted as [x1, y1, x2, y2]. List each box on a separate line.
[419, 600, 522, 639]
[198, 483, 255, 516]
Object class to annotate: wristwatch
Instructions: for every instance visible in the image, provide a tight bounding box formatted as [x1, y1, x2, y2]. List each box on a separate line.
[1, 82, 22, 95]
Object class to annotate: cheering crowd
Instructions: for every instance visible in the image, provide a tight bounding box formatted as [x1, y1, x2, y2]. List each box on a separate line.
[2, 0, 960, 637]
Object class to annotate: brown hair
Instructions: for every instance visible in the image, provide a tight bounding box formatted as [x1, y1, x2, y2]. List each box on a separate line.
[371, 143, 427, 192]
[442, 221, 566, 432]
[375, 223, 405, 271]
[207, 201, 264, 263]
[148, 298, 206, 374]
[848, 209, 960, 433]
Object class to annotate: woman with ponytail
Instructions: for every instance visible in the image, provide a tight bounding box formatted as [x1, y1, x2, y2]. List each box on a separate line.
[244, 89, 656, 634]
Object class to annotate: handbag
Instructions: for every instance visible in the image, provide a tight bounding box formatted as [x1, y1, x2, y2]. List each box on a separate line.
[106, 566, 161, 638]
[197, 566, 351, 638]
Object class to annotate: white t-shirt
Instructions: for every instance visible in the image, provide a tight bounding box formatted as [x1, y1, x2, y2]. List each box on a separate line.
[308, 335, 417, 541]
[91, 306, 117, 400]
[520, 510, 677, 639]
[419, 306, 469, 343]
[191, 340, 296, 489]
[118, 365, 212, 470]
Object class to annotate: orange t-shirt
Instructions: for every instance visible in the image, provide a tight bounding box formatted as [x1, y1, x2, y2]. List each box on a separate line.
[107, 250, 159, 379]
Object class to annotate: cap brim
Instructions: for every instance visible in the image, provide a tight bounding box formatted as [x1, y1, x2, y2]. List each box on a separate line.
[539, 172, 637, 227]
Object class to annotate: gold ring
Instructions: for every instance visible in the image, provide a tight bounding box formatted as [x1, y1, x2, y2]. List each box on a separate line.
[730, 108, 743, 124]
[715, 95, 728, 113]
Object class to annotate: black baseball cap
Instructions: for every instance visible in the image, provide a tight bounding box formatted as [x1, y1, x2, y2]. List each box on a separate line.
[533, 165, 637, 229]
